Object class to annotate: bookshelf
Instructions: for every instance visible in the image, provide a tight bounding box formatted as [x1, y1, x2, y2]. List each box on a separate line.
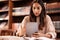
[0, 1, 8, 30]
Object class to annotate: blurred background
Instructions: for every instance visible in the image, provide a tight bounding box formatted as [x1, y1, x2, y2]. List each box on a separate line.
[0, 0, 60, 40]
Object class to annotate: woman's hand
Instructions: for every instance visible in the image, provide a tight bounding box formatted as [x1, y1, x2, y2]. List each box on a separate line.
[31, 32, 52, 38]
[31, 32, 45, 38]
[31, 33, 39, 38]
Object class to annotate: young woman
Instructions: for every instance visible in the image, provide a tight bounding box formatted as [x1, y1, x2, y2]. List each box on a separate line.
[16, 0, 56, 39]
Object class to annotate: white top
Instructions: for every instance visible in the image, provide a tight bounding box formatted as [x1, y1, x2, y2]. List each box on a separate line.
[16, 15, 56, 38]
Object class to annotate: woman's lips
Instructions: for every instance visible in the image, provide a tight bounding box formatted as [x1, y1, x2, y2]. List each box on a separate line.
[36, 13, 38, 15]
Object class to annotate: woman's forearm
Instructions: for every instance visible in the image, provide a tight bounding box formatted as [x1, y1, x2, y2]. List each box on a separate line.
[37, 32, 52, 38]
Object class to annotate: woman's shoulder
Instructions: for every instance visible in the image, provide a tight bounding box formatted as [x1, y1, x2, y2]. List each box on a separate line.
[23, 16, 30, 22]
[24, 16, 30, 19]
[46, 15, 51, 20]
[45, 15, 52, 23]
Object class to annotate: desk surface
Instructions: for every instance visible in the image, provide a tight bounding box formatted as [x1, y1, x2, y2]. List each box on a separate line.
[0, 36, 56, 40]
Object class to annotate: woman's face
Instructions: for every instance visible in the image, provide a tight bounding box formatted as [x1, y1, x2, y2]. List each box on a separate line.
[32, 2, 42, 16]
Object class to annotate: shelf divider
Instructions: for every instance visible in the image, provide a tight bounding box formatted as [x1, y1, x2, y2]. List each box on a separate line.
[8, 0, 13, 29]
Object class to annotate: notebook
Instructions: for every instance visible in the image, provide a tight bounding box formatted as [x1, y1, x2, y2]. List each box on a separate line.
[26, 22, 38, 37]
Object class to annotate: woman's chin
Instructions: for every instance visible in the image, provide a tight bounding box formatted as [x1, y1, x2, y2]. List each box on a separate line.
[35, 15, 39, 17]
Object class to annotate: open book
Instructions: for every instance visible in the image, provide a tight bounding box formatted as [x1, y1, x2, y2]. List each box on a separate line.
[24, 37, 55, 40]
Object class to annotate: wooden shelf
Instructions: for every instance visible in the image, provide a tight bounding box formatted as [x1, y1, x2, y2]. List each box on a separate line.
[13, 12, 29, 16]
[0, 0, 8, 2]
[0, 20, 8, 22]
[46, 2, 60, 9]
[56, 30, 60, 33]
[0, 10, 8, 12]
[0, 16, 9, 20]
[0, 18, 8, 20]
[46, 9, 60, 14]
[12, 0, 22, 1]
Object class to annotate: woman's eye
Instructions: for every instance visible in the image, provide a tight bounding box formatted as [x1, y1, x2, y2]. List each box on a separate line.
[34, 7, 35, 9]
[37, 7, 40, 10]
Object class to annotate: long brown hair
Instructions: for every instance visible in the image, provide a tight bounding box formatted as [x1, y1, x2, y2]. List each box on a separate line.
[30, 0, 46, 30]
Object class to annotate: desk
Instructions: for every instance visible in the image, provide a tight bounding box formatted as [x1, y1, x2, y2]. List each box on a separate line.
[0, 36, 56, 40]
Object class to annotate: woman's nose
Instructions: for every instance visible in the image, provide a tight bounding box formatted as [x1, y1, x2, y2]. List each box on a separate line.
[35, 9, 38, 13]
